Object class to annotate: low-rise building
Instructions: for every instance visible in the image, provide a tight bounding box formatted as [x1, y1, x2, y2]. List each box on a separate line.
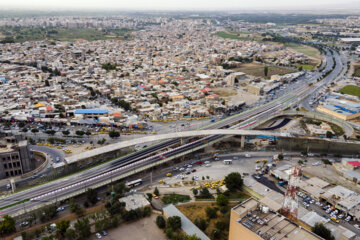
[229, 198, 323, 240]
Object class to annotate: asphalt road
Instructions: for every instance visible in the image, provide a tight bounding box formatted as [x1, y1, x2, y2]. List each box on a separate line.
[0, 48, 346, 218]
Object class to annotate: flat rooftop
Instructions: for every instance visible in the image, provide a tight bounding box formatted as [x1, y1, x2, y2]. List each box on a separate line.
[233, 198, 322, 240]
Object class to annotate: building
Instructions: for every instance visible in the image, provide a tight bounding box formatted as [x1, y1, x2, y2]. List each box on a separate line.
[229, 198, 323, 240]
[74, 109, 109, 119]
[0, 137, 32, 179]
[317, 97, 360, 121]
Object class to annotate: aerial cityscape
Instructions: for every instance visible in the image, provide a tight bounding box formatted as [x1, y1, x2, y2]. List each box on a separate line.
[0, 1, 360, 240]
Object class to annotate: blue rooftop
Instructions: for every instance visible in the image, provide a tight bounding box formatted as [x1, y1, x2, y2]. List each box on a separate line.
[75, 109, 108, 114]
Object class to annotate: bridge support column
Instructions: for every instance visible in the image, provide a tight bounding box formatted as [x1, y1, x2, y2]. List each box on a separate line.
[241, 135, 245, 149]
[180, 138, 184, 145]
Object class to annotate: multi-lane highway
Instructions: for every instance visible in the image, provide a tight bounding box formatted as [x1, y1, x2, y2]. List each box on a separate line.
[0, 48, 346, 218]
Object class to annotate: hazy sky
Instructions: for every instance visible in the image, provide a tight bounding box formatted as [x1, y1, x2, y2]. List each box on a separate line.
[0, 0, 357, 11]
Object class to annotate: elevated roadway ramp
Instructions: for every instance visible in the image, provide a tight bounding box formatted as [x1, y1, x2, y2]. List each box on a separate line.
[64, 129, 290, 166]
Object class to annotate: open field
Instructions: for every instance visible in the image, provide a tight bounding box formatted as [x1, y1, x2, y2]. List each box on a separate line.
[0, 27, 132, 42]
[296, 64, 315, 70]
[285, 43, 321, 59]
[212, 88, 237, 97]
[215, 31, 251, 40]
[338, 85, 360, 97]
[353, 64, 360, 77]
[233, 62, 296, 78]
[177, 202, 235, 240]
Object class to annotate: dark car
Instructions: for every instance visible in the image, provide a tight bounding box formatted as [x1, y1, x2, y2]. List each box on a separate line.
[191, 169, 196, 173]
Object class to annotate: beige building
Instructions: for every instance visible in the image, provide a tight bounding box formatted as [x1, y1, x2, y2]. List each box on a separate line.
[229, 198, 323, 240]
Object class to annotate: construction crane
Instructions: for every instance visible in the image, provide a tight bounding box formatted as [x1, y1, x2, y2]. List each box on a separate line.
[280, 165, 301, 222]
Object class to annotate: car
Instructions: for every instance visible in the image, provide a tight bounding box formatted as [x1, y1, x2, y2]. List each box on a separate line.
[204, 161, 210, 164]
[166, 173, 172, 177]
[179, 168, 185, 171]
[20, 221, 29, 227]
[173, 167, 179, 171]
[101, 230, 107, 236]
[187, 165, 192, 168]
[310, 200, 315, 204]
[96, 233, 102, 239]
[233, 156, 239, 160]
[330, 217, 339, 223]
[245, 154, 251, 158]
[191, 169, 196, 173]
[338, 214, 344, 219]
[345, 216, 351, 222]
[186, 171, 191, 175]
[214, 158, 220, 161]
[56, 207, 65, 212]
[354, 224, 360, 230]
[152, 194, 159, 199]
[326, 209, 332, 214]
[205, 164, 211, 167]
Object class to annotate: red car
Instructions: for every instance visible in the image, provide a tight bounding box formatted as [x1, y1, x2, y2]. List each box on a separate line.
[191, 169, 197, 173]
[196, 161, 202, 165]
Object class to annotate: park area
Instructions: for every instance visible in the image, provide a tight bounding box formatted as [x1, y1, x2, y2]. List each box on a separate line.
[338, 85, 360, 97]
[234, 62, 296, 79]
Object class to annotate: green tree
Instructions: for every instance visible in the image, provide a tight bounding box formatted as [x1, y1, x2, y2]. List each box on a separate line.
[108, 130, 120, 138]
[224, 172, 243, 191]
[156, 215, 166, 229]
[64, 228, 76, 240]
[184, 234, 202, 240]
[205, 207, 217, 219]
[55, 220, 70, 238]
[154, 187, 160, 196]
[85, 131, 91, 136]
[74, 218, 91, 240]
[167, 216, 181, 231]
[75, 130, 85, 136]
[194, 218, 208, 231]
[86, 188, 98, 205]
[31, 128, 39, 134]
[192, 189, 198, 196]
[311, 223, 335, 240]
[0, 215, 16, 236]
[264, 66, 269, 77]
[62, 130, 70, 136]
[278, 153, 284, 160]
[22, 127, 28, 132]
[69, 198, 84, 216]
[216, 194, 229, 207]
[298, 65, 303, 71]
[326, 131, 334, 138]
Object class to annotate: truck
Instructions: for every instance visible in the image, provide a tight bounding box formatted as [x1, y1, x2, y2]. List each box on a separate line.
[278, 181, 286, 187]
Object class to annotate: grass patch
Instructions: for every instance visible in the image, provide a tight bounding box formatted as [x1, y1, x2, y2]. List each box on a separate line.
[329, 123, 345, 136]
[338, 85, 360, 97]
[285, 43, 321, 59]
[233, 62, 295, 78]
[224, 190, 251, 201]
[215, 31, 250, 40]
[162, 194, 190, 205]
[177, 202, 235, 240]
[296, 64, 315, 70]
[0, 198, 30, 210]
[353, 64, 360, 77]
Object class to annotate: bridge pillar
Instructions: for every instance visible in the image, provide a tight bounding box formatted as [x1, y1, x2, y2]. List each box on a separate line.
[180, 138, 184, 145]
[241, 135, 245, 149]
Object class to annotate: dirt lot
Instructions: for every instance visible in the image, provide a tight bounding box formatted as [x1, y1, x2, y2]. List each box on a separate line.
[89, 213, 166, 240]
[234, 62, 295, 79]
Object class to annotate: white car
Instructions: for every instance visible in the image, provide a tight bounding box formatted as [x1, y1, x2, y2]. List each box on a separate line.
[354, 224, 360, 230]
[96, 233, 102, 239]
[245, 154, 251, 158]
[345, 216, 351, 222]
[205, 164, 211, 167]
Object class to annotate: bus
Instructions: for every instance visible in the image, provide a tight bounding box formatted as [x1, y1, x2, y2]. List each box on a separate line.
[125, 179, 142, 188]
[223, 160, 232, 165]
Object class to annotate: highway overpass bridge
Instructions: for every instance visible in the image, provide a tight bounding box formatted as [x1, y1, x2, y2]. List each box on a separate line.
[63, 129, 291, 166]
